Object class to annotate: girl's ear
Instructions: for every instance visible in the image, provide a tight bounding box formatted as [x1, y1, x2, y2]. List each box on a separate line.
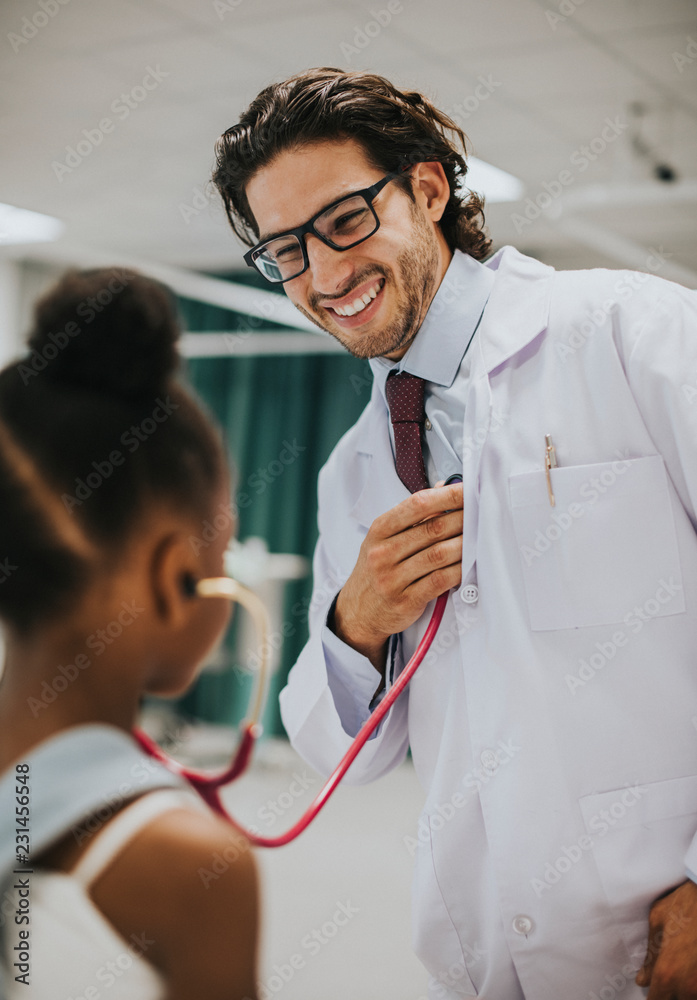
[149, 532, 201, 627]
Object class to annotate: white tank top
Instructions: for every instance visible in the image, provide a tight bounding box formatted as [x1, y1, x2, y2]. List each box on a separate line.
[3, 789, 205, 1000]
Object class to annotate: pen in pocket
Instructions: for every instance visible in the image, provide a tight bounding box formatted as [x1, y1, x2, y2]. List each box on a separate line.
[545, 434, 557, 507]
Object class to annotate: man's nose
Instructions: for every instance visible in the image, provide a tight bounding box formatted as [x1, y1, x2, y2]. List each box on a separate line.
[304, 234, 354, 293]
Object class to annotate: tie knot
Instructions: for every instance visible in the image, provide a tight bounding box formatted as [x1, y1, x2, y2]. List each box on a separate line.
[385, 371, 425, 424]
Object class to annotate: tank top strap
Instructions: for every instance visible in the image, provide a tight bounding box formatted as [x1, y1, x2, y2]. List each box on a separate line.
[70, 789, 205, 890]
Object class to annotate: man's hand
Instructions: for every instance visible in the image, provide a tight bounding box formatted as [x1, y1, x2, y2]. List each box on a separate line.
[636, 879, 697, 998]
[331, 482, 463, 673]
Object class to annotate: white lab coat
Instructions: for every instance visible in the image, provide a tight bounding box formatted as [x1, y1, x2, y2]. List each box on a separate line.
[280, 246, 697, 999]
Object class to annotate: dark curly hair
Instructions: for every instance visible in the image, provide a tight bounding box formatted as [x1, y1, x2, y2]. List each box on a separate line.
[0, 268, 226, 636]
[212, 67, 492, 261]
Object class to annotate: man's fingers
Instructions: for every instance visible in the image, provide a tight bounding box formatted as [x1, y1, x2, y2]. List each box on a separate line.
[375, 484, 463, 537]
[400, 535, 464, 584]
[370, 532, 461, 600]
[392, 508, 463, 562]
[405, 559, 462, 606]
[636, 921, 663, 987]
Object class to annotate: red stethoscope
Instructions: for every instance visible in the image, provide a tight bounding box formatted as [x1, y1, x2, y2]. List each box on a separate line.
[134, 580, 447, 848]
[133, 477, 461, 848]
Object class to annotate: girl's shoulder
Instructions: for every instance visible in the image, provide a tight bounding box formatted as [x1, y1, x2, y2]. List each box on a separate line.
[48, 790, 259, 1000]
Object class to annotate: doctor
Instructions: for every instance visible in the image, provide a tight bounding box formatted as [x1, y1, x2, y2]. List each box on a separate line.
[213, 68, 697, 999]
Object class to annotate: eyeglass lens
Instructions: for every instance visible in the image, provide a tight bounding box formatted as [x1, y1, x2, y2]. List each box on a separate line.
[254, 194, 378, 282]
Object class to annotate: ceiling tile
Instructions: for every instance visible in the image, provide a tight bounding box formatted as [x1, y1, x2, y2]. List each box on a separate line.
[0, 0, 185, 57]
[1, 0, 694, 277]
[570, 0, 696, 34]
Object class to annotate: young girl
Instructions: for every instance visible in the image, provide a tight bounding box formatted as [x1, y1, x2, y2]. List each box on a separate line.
[0, 268, 259, 999]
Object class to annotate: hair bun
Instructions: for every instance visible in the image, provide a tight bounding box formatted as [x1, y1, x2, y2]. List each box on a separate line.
[26, 267, 180, 398]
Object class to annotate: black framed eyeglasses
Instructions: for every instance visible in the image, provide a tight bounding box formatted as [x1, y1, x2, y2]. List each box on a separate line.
[244, 168, 409, 284]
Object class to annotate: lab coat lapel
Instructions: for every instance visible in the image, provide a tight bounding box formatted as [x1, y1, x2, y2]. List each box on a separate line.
[348, 247, 554, 535]
[458, 247, 553, 580]
[350, 391, 410, 529]
[459, 370, 492, 582]
[477, 245, 554, 375]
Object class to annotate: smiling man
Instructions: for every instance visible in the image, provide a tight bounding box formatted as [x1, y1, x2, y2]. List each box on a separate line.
[213, 68, 697, 1000]
[242, 140, 446, 362]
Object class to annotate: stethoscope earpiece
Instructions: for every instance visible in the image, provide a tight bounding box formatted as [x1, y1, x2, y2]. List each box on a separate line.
[182, 574, 198, 599]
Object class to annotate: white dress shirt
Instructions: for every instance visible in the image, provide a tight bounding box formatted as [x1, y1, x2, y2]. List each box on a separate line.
[370, 249, 495, 486]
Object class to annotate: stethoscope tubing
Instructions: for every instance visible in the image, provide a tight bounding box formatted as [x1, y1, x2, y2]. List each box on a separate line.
[134, 589, 449, 847]
[134, 475, 462, 847]
[224, 591, 448, 848]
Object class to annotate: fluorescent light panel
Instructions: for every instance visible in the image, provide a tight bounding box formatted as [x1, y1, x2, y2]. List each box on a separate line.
[464, 157, 525, 203]
[0, 203, 64, 245]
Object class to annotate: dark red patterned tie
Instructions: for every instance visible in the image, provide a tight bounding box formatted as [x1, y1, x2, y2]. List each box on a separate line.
[385, 371, 430, 493]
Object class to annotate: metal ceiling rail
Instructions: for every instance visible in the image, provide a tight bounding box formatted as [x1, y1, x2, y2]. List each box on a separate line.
[11, 241, 318, 332]
[180, 330, 344, 357]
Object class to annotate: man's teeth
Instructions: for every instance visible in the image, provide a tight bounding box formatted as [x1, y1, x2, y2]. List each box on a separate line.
[334, 281, 381, 317]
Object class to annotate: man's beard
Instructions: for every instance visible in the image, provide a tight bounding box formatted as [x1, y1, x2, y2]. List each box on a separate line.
[297, 207, 441, 360]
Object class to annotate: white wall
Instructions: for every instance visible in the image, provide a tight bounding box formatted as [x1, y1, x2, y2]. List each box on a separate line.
[0, 259, 21, 677]
[0, 259, 64, 679]
[0, 259, 22, 369]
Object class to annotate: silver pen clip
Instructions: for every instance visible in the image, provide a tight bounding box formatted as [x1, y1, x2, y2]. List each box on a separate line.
[544, 434, 557, 507]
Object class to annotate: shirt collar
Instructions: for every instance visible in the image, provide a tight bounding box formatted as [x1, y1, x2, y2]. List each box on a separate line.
[369, 249, 495, 399]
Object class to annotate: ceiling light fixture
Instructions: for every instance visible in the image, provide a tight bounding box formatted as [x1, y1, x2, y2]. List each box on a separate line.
[0, 203, 65, 246]
[464, 157, 526, 203]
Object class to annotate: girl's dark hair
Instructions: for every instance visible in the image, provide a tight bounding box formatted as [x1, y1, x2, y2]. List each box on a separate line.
[0, 268, 226, 636]
[212, 67, 492, 261]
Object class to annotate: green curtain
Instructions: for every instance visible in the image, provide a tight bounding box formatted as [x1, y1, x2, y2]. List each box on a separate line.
[171, 275, 372, 737]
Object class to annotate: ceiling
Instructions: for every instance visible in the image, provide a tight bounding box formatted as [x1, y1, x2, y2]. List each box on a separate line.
[1, 0, 696, 288]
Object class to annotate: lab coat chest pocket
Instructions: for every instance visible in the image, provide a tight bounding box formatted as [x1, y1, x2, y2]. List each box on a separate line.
[508, 455, 685, 631]
[579, 775, 697, 961]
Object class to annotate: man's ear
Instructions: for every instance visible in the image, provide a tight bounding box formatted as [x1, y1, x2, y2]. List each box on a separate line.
[149, 532, 201, 626]
[411, 161, 450, 223]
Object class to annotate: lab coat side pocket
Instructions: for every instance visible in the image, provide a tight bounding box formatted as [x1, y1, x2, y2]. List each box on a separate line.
[411, 817, 478, 996]
[578, 774, 697, 962]
[508, 455, 685, 631]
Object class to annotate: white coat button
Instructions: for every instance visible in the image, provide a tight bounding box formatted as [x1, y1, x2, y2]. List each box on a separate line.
[461, 584, 479, 604]
[480, 749, 499, 772]
[512, 915, 534, 936]
[425, 418, 432, 430]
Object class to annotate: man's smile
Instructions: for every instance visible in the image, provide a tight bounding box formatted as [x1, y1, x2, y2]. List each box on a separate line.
[318, 276, 386, 329]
